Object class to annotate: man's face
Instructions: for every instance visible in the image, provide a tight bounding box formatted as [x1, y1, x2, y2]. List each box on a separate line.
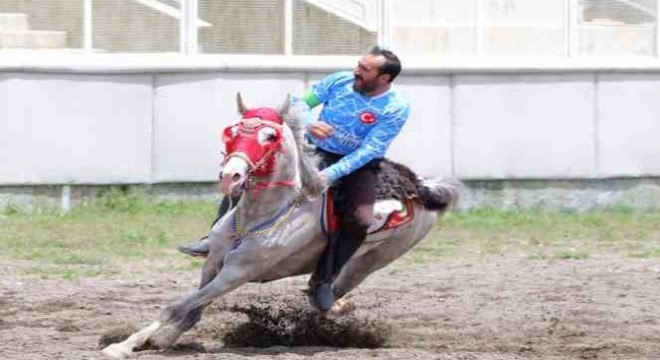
[353, 54, 388, 95]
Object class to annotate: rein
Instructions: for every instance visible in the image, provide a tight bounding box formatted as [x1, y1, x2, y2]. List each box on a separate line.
[250, 179, 298, 197]
[231, 190, 304, 240]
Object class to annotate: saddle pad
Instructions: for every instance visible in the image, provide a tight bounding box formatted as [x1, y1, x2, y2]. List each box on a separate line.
[321, 193, 415, 237]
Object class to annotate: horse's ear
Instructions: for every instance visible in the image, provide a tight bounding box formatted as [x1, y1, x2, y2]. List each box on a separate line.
[278, 94, 291, 116]
[236, 92, 248, 115]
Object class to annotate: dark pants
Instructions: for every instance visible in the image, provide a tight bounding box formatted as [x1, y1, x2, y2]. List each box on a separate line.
[314, 149, 379, 285]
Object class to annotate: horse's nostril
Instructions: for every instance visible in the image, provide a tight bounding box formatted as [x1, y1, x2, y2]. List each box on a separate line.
[232, 173, 241, 182]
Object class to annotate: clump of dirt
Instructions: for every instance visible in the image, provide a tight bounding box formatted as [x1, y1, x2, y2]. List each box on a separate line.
[222, 303, 392, 348]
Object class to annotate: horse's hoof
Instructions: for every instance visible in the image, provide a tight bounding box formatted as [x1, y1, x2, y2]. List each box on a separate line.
[101, 343, 132, 359]
[148, 323, 183, 349]
[331, 298, 354, 315]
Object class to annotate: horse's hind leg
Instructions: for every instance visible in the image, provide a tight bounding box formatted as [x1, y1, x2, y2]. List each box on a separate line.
[331, 228, 429, 312]
[332, 244, 395, 301]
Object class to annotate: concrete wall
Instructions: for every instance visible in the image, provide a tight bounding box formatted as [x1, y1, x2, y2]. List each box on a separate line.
[1, 57, 660, 191]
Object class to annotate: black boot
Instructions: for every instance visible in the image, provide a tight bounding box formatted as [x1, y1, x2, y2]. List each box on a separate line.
[310, 228, 367, 311]
[333, 231, 366, 274]
[311, 233, 340, 311]
[177, 237, 211, 257]
[177, 195, 239, 257]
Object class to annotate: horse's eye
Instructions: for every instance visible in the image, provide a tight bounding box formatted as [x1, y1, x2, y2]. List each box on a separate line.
[257, 127, 278, 144]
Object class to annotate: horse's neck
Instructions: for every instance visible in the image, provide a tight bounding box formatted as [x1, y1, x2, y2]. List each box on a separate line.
[237, 172, 300, 230]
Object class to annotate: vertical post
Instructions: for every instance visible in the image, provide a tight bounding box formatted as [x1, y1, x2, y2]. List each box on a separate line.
[376, 0, 386, 47]
[61, 185, 71, 213]
[567, 0, 579, 57]
[188, 0, 198, 55]
[83, 0, 93, 52]
[179, 0, 187, 53]
[378, 0, 391, 49]
[284, 0, 293, 55]
[564, 0, 570, 56]
[476, 0, 485, 56]
[180, 0, 198, 55]
[656, 0, 660, 57]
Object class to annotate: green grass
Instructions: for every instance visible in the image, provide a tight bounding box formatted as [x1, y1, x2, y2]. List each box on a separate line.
[1, 190, 659, 279]
[0, 188, 212, 279]
[403, 207, 660, 265]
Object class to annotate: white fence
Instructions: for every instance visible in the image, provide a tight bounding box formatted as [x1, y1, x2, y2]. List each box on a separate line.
[0, 0, 659, 57]
[2, 56, 660, 186]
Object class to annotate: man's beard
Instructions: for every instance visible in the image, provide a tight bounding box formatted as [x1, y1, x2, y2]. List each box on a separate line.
[353, 76, 377, 95]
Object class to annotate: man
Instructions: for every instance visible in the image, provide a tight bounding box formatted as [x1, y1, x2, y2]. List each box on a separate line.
[178, 46, 410, 311]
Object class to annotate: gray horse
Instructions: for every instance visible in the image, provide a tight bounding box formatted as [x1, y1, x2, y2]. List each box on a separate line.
[102, 94, 460, 359]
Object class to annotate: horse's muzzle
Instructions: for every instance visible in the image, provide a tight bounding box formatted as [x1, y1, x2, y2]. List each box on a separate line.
[220, 156, 250, 196]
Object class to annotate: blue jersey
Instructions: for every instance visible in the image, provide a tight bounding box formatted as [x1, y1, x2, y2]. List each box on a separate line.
[300, 71, 410, 182]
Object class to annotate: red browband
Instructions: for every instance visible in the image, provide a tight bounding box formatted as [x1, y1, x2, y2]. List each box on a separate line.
[242, 108, 283, 124]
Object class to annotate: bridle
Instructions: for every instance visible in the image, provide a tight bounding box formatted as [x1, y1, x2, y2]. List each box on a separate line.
[221, 108, 298, 196]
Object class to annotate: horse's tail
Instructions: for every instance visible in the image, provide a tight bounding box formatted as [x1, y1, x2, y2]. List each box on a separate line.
[417, 178, 462, 212]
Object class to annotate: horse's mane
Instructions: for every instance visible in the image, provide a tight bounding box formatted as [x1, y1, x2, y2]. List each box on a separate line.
[282, 103, 324, 198]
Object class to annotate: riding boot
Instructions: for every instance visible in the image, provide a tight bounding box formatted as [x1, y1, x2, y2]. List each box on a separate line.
[332, 231, 366, 276]
[311, 233, 340, 311]
[177, 195, 240, 257]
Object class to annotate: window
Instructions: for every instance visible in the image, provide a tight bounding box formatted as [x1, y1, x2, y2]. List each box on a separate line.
[93, 0, 180, 53]
[198, 0, 283, 54]
[578, 0, 657, 56]
[293, 0, 376, 55]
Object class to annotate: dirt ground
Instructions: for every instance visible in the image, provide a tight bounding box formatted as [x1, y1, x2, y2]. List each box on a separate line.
[1, 255, 659, 360]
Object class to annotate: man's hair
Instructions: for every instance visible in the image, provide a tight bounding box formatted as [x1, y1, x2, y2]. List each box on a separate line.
[370, 46, 402, 82]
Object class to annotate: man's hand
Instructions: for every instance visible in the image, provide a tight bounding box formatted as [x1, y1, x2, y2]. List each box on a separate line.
[308, 121, 334, 139]
[319, 171, 332, 191]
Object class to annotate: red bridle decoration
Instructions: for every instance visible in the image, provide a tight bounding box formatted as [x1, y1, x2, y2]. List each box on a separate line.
[222, 107, 286, 177]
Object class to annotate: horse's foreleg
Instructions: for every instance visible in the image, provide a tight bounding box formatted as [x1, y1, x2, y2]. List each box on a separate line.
[147, 247, 270, 348]
[101, 255, 225, 359]
[101, 232, 233, 359]
[101, 320, 162, 359]
[178, 247, 227, 331]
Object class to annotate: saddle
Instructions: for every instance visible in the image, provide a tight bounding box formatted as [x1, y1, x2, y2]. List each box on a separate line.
[320, 158, 421, 237]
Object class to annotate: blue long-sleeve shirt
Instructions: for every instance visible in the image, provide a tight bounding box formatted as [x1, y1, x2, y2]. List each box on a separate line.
[295, 71, 410, 182]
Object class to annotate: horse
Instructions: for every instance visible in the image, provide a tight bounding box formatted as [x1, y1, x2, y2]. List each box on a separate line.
[101, 93, 461, 359]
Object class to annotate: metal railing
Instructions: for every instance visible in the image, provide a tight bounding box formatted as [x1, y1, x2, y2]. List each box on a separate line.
[0, 0, 658, 57]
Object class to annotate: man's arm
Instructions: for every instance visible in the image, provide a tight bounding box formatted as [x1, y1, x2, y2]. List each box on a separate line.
[321, 106, 409, 182]
[302, 90, 322, 108]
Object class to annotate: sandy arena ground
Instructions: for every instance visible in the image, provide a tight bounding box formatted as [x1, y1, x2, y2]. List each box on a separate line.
[1, 255, 659, 359]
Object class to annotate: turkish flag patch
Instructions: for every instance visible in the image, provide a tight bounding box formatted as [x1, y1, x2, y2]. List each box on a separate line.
[360, 111, 377, 124]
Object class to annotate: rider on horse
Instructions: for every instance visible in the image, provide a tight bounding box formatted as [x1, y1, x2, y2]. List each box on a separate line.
[178, 46, 410, 311]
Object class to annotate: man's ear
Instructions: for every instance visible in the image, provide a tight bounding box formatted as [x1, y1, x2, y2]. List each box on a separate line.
[379, 73, 392, 84]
